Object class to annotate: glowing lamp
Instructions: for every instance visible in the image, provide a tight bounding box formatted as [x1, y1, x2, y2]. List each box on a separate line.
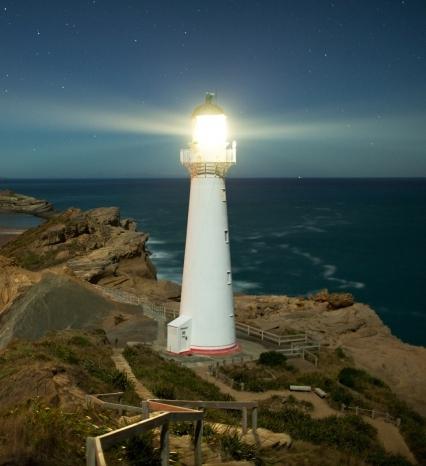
[193, 114, 228, 149]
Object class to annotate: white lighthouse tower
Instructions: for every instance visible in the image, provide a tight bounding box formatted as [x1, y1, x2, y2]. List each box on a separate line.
[167, 93, 238, 355]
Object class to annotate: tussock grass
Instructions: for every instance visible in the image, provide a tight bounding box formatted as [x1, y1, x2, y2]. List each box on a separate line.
[123, 345, 231, 402]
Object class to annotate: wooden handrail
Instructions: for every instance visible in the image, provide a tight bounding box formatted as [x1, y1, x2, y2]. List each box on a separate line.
[86, 394, 204, 466]
[86, 394, 259, 466]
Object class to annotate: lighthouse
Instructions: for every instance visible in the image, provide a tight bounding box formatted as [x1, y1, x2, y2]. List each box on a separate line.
[167, 93, 238, 355]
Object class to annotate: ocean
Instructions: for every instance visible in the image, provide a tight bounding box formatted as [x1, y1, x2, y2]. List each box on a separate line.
[1, 178, 425, 346]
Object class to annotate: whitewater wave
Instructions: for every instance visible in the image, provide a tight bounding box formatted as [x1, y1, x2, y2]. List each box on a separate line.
[151, 250, 177, 260]
[291, 247, 322, 265]
[148, 237, 166, 245]
[322, 264, 365, 289]
[233, 280, 261, 292]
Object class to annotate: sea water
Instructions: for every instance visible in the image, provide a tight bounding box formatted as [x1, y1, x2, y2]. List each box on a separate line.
[1, 178, 425, 346]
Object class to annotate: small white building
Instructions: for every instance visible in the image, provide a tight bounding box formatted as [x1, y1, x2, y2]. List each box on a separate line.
[167, 94, 238, 355]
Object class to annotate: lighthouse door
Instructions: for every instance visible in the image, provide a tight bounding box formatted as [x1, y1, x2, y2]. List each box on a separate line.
[167, 315, 192, 353]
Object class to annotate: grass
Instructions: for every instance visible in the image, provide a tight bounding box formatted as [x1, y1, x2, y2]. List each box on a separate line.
[217, 349, 426, 464]
[219, 353, 297, 392]
[123, 345, 231, 402]
[0, 399, 116, 466]
[123, 345, 242, 425]
[0, 330, 145, 465]
[258, 399, 413, 466]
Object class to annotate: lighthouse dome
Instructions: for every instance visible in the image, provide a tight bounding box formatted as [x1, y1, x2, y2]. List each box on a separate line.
[192, 93, 224, 118]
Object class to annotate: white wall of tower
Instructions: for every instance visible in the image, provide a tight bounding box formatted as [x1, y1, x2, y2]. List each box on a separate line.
[179, 174, 236, 350]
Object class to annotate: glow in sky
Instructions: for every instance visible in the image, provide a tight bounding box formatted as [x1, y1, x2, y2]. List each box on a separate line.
[0, 0, 425, 178]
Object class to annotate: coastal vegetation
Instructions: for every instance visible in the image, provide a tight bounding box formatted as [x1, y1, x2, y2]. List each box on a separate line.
[258, 398, 412, 466]
[123, 345, 231, 402]
[0, 330, 137, 465]
[218, 349, 426, 464]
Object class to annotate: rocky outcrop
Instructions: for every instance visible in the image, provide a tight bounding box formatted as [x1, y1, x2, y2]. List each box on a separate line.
[312, 289, 355, 309]
[0, 256, 41, 313]
[0, 206, 156, 284]
[235, 295, 426, 416]
[0, 189, 54, 218]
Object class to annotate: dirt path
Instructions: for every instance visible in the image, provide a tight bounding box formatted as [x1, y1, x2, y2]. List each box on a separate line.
[365, 417, 417, 464]
[193, 366, 416, 462]
[111, 348, 154, 400]
[193, 366, 336, 418]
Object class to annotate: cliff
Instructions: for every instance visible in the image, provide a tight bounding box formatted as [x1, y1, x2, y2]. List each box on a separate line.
[0, 206, 156, 284]
[235, 294, 426, 417]
[0, 189, 54, 218]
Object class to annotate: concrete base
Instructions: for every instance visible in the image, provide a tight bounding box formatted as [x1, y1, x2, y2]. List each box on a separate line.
[167, 342, 240, 357]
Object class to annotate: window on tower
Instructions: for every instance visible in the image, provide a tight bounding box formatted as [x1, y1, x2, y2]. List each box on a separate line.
[221, 187, 227, 202]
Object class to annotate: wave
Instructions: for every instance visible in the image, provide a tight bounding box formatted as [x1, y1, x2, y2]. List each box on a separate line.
[233, 280, 261, 292]
[323, 264, 337, 278]
[291, 247, 322, 265]
[322, 264, 365, 289]
[150, 250, 177, 260]
[148, 237, 166, 245]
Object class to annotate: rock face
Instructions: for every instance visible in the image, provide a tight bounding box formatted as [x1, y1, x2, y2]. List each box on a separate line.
[0, 206, 156, 284]
[235, 295, 426, 416]
[0, 256, 40, 313]
[0, 189, 54, 218]
[0, 272, 145, 348]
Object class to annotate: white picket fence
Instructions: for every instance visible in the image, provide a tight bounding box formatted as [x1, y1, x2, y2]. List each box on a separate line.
[92, 285, 320, 362]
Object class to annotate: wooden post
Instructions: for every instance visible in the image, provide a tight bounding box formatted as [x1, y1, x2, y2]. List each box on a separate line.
[194, 419, 203, 466]
[141, 401, 150, 419]
[371, 409, 375, 419]
[251, 407, 258, 432]
[86, 437, 96, 466]
[242, 407, 248, 434]
[160, 422, 170, 466]
[355, 407, 359, 416]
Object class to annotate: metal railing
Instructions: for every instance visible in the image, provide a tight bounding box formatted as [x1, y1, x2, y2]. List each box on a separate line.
[340, 403, 401, 426]
[92, 284, 320, 361]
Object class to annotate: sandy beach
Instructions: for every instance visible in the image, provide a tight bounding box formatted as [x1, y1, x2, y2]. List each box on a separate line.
[0, 227, 24, 246]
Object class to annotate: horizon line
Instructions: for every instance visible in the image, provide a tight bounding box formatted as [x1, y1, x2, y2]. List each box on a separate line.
[1, 176, 426, 181]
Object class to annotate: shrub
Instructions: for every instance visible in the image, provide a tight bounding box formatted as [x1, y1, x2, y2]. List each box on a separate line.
[0, 400, 114, 466]
[124, 432, 161, 466]
[218, 430, 258, 462]
[68, 335, 91, 347]
[366, 448, 413, 466]
[258, 351, 287, 367]
[41, 341, 79, 364]
[259, 406, 376, 456]
[152, 382, 176, 400]
[335, 347, 347, 359]
[338, 367, 386, 391]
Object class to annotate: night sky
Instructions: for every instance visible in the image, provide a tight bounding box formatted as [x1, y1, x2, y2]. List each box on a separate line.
[1, 0, 425, 178]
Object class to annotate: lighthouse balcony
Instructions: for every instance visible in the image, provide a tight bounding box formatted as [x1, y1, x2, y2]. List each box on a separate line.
[180, 144, 236, 177]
